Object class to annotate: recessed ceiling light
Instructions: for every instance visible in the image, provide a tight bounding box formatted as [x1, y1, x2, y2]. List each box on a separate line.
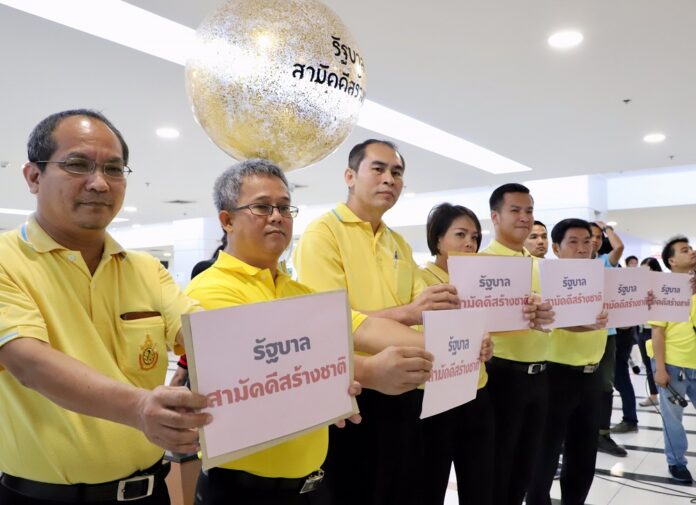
[7, 0, 532, 175]
[548, 30, 584, 49]
[156, 127, 180, 139]
[643, 133, 666, 143]
[123, 206, 138, 212]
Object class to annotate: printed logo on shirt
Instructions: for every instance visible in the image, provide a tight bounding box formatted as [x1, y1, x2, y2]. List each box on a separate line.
[139, 334, 159, 371]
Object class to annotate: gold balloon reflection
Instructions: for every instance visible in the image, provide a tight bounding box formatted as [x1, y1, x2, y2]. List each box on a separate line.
[186, 0, 367, 172]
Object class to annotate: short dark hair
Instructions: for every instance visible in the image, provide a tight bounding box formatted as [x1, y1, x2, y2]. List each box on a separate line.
[640, 257, 662, 272]
[551, 218, 592, 245]
[533, 220, 547, 229]
[662, 236, 689, 271]
[625, 255, 638, 265]
[426, 203, 482, 255]
[348, 139, 405, 172]
[489, 183, 531, 211]
[27, 109, 129, 171]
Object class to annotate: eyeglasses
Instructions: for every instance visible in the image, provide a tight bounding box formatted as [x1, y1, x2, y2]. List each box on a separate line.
[233, 203, 299, 218]
[36, 157, 132, 179]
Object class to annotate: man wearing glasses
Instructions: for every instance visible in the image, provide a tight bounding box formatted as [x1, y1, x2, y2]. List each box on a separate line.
[0, 109, 211, 504]
[185, 159, 435, 504]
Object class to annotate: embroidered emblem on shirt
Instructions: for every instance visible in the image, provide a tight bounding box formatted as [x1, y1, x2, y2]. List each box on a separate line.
[139, 334, 159, 370]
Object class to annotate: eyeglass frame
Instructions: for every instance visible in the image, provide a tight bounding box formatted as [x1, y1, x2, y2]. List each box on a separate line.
[232, 203, 299, 218]
[34, 157, 133, 179]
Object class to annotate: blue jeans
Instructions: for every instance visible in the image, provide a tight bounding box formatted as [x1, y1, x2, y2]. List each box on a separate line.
[654, 361, 696, 466]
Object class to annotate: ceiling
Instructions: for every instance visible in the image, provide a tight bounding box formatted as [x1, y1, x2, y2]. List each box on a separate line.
[1, 0, 695, 242]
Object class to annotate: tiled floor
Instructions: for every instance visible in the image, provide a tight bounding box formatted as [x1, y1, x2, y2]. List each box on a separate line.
[444, 373, 696, 504]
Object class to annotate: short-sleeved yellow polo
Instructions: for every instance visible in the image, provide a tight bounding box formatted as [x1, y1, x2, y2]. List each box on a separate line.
[479, 240, 548, 362]
[0, 217, 197, 484]
[185, 252, 366, 478]
[420, 262, 488, 389]
[293, 203, 426, 312]
[546, 328, 608, 366]
[647, 295, 696, 369]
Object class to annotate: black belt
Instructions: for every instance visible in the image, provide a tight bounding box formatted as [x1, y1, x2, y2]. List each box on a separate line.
[548, 361, 600, 374]
[488, 356, 547, 375]
[205, 467, 324, 494]
[0, 460, 169, 502]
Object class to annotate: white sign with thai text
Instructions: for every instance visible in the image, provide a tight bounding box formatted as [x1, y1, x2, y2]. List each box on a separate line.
[539, 258, 604, 328]
[604, 268, 651, 327]
[448, 256, 533, 331]
[420, 308, 486, 419]
[182, 290, 357, 470]
[648, 272, 692, 323]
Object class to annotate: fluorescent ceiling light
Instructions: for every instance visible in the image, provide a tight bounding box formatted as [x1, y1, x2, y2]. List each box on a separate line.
[360, 101, 531, 174]
[122, 206, 138, 212]
[403, 192, 416, 198]
[112, 217, 129, 223]
[156, 127, 180, 139]
[548, 30, 584, 49]
[606, 221, 617, 226]
[1, 0, 532, 175]
[643, 133, 666, 143]
[163, 252, 172, 257]
[0, 208, 32, 216]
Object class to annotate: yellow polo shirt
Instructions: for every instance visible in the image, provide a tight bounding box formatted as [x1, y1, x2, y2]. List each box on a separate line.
[0, 217, 197, 484]
[647, 295, 696, 369]
[185, 252, 366, 478]
[293, 203, 427, 313]
[479, 240, 548, 362]
[547, 328, 608, 366]
[420, 262, 488, 389]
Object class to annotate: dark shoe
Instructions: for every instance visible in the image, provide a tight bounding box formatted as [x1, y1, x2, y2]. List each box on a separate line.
[610, 421, 639, 434]
[597, 434, 628, 457]
[669, 465, 693, 485]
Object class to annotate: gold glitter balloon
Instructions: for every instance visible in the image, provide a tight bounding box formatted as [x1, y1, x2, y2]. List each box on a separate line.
[186, 0, 367, 172]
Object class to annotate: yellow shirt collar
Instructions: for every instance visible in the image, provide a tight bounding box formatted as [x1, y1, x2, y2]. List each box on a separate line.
[424, 261, 449, 283]
[486, 239, 531, 258]
[21, 215, 125, 257]
[214, 250, 290, 283]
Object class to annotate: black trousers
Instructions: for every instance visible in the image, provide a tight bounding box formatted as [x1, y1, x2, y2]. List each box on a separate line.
[486, 360, 548, 505]
[526, 363, 602, 505]
[194, 469, 330, 505]
[614, 327, 638, 425]
[0, 482, 170, 505]
[321, 388, 425, 505]
[421, 386, 494, 505]
[597, 334, 617, 431]
[636, 327, 658, 396]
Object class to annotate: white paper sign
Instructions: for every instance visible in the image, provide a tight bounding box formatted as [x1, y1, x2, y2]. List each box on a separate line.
[420, 308, 486, 419]
[539, 258, 604, 328]
[182, 290, 357, 470]
[604, 268, 651, 327]
[648, 271, 692, 322]
[448, 255, 533, 331]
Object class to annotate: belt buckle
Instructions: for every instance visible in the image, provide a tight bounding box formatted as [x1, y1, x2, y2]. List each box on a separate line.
[299, 470, 324, 494]
[117, 474, 155, 502]
[527, 363, 542, 374]
[583, 364, 596, 374]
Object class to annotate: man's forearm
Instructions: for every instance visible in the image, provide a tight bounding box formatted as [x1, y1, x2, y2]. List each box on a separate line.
[651, 326, 667, 371]
[361, 304, 415, 326]
[353, 317, 424, 354]
[0, 337, 146, 430]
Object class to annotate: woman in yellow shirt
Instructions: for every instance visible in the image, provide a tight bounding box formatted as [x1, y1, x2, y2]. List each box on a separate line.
[420, 203, 494, 505]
